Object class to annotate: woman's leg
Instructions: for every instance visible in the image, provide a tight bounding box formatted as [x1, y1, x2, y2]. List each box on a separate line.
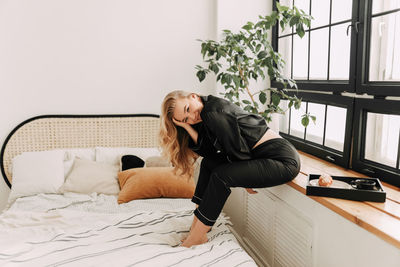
[181, 205, 199, 243]
[191, 158, 224, 206]
[183, 139, 301, 247]
[182, 157, 299, 247]
[181, 158, 225, 244]
[181, 217, 210, 247]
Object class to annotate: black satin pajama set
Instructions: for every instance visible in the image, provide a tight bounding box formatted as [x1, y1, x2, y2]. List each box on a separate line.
[188, 95, 301, 227]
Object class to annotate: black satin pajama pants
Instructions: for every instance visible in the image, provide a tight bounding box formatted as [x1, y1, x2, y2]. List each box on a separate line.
[191, 138, 301, 226]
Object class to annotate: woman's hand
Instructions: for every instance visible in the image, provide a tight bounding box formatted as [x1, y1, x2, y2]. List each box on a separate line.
[245, 188, 258, 194]
[173, 118, 199, 144]
[172, 118, 189, 129]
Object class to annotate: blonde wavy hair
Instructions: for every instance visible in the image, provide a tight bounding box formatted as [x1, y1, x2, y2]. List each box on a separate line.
[159, 90, 199, 177]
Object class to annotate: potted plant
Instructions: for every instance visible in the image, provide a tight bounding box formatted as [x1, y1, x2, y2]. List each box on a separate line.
[195, 2, 315, 127]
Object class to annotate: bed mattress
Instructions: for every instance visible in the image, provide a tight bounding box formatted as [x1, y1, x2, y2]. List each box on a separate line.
[0, 193, 256, 266]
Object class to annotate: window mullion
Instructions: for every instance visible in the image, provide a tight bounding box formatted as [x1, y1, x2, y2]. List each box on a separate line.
[327, 0, 332, 80]
[307, 0, 312, 81]
[322, 104, 327, 146]
[397, 131, 400, 170]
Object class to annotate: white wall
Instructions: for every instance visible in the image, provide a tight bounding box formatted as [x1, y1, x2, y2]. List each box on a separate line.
[217, 0, 271, 236]
[216, 0, 272, 97]
[0, 0, 217, 210]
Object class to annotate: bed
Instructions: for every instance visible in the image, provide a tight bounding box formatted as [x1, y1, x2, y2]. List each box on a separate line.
[0, 114, 257, 267]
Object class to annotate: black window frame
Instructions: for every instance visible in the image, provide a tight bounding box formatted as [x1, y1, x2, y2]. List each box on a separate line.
[271, 0, 360, 93]
[281, 92, 354, 168]
[272, 0, 400, 187]
[356, 2, 400, 96]
[352, 98, 400, 187]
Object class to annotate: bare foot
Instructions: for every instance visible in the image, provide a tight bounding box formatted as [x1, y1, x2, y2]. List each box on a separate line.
[181, 234, 208, 248]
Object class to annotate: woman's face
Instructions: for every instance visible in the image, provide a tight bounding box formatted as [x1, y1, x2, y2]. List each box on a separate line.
[173, 94, 203, 125]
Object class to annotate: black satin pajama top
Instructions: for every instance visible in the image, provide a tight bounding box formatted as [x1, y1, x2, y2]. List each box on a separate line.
[188, 95, 269, 162]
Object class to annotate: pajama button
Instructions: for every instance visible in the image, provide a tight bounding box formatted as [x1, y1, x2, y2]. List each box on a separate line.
[217, 150, 221, 153]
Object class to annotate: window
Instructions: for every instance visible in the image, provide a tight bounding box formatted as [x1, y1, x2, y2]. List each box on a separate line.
[278, 92, 353, 167]
[273, 0, 357, 92]
[358, 0, 400, 95]
[273, 0, 400, 187]
[353, 99, 400, 186]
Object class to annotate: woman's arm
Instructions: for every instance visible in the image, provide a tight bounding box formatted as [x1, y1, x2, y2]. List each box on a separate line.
[173, 118, 198, 144]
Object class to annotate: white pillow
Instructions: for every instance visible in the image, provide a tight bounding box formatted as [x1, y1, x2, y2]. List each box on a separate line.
[9, 150, 65, 204]
[95, 147, 161, 166]
[61, 158, 120, 195]
[62, 148, 96, 177]
[7, 148, 95, 178]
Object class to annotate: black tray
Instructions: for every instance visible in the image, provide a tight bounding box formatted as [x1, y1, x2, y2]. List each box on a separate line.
[306, 174, 386, 202]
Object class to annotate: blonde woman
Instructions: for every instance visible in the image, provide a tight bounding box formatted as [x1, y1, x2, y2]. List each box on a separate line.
[159, 90, 300, 248]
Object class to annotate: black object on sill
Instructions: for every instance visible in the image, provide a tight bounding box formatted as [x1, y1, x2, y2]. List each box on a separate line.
[306, 174, 386, 203]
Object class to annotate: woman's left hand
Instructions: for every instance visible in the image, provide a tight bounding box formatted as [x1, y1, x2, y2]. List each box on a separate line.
[245, 188, 258, 194]
[172, 118, 189, 129]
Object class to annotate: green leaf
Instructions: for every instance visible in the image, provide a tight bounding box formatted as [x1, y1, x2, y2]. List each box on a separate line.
[289, 16, 300, 27]
[226, 74, 232, 85]
[242, 99, 251, 104]
[280, 20, 285, 31]
[242, 22, 253, 31]
[244, 105, 252, 112]
[216, 73, 223, 81]
[311, 115, 317, 124]
[276, 2, 289, 12]
[296, 24, 305, 38]
[233, 76, 240, 88]
[209, 63, 219, 74]
[196, 70, 206, 82]
[257, 51, 268, 59]
[259, 91, 267, 104]
[294, 100, 301, 109]
[221, 74, 226, 84]
[271, 93, 281, 106]
[301, 116, 309, 127]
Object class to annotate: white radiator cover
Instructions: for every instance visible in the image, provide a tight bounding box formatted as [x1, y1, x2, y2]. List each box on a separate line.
[243, 188, 313, 267]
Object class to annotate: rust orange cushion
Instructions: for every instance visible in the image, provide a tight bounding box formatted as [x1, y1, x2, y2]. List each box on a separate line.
[117, 167, 195, 204]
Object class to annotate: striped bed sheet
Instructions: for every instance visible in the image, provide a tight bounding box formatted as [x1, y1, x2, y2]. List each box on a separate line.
[0, 193, 257, 266]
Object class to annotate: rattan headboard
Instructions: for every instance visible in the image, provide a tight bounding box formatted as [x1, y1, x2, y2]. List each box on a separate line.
[0, 114, 160, 188]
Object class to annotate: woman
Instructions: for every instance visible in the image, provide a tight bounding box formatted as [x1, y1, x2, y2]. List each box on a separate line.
[159, 90, 300, 248]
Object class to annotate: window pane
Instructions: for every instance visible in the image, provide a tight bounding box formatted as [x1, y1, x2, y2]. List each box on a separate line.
[309, 28, 329, 80]
[369, 12, 400, 82]
[289, 102, 306, 139]
[372, 0, 400, 15]
[330, 23, 351, 80]
[325, 105, 346, 151]
[278, 100, 290, 134]
[365, 113, 400, 168]
[279, 26, 292, 37]
[331, 0, 353, 23]
[278, 36, 292, 79]
[311, 0, 330, 28]
[305, 103, 325, 144]
[294, 0, 310, 16]
[293, 32, 309, 79]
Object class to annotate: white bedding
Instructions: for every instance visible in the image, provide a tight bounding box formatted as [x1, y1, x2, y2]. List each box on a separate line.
[0, 193, 256, 266]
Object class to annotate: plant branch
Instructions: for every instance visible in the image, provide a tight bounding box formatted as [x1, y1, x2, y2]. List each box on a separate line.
[237, 64, 257, 107]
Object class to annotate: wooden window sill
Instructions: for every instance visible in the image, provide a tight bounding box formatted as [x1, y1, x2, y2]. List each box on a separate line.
[288, 151, 400, 249]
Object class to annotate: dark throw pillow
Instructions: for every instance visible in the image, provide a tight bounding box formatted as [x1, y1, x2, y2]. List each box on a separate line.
[120, 155, 145, 171]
